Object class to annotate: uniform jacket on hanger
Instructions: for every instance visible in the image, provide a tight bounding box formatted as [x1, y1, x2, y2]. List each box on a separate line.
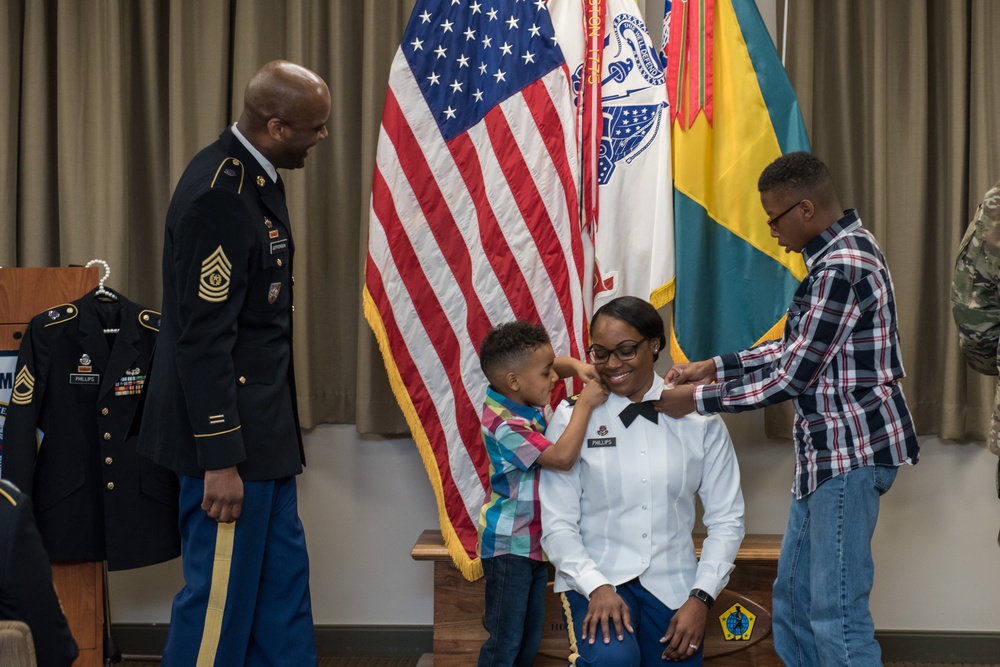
[1, 289, 180, 570]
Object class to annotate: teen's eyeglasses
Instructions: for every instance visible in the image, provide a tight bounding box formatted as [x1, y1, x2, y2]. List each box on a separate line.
[766, 200, 804, 227]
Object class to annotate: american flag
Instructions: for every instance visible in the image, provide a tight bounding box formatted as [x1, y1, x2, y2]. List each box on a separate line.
[364, 0, 588, 578]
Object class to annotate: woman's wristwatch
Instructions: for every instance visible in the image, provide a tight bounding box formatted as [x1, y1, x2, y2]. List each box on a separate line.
[689, 588, 715, 609]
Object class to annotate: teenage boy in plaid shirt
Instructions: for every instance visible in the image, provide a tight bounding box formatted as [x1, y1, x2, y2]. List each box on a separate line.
[657, 152, 919, 667]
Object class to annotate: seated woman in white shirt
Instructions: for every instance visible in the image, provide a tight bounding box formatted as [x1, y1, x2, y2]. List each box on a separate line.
[539, 296, 745, 666]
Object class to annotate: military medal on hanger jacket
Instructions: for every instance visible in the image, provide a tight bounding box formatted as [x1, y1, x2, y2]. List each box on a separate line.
[1, 289, 180, 570]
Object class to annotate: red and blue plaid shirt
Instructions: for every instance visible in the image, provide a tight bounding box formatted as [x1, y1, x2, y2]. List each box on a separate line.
[696, 210, 919, 497]
[477, 386, 552, 560]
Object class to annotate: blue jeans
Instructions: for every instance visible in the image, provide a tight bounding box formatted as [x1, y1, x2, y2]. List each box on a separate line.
[478, 554, 549, 667]
[773, 465, 897, 667]
[562, 579, 703, 667]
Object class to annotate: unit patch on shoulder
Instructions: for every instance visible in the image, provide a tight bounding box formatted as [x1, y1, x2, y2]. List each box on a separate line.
[11, 366, 35, 405]
[199, 246, 232, 303]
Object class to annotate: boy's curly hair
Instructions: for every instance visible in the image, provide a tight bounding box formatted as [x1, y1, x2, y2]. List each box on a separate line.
[479, 321, 550, 383]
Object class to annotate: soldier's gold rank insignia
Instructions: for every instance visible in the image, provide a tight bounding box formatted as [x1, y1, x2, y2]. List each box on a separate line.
[257, 175, 266, 187]
[199, 246, 232, 303]
[11, 366, 35, 405]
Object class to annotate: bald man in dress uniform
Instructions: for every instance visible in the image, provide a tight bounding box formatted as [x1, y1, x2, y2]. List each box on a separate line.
[139, 60, 330, 666]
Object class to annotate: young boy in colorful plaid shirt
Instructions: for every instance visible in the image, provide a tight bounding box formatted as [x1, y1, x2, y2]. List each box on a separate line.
[476, 321, 609, 667]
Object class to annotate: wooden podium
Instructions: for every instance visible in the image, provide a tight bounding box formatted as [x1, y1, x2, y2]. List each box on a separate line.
[0, 267, 104, 667]
[411, 530, 783, 666]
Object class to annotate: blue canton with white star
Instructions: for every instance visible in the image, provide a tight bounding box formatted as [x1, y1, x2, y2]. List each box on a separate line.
[402, 0, 565, 142]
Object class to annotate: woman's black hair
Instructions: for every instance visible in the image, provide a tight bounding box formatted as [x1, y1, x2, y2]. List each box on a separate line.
[590, 296, 666, 361]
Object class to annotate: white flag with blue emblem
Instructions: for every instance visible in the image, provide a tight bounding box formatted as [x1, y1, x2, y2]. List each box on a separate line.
[550, 0, 675, 311]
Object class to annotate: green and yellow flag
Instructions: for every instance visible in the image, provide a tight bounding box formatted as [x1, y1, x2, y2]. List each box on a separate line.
[664, 0, 810, 362]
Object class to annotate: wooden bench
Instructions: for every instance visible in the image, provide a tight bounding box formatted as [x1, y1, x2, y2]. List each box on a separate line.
[411, 530, 782, 666]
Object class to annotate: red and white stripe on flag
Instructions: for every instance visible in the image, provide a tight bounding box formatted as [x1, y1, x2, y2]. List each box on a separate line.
[364, 0, 588, 579]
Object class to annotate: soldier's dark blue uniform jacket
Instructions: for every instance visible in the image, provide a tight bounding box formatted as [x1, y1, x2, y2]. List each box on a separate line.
[138, 127, 305, 481]
[0, 479, 78, 667]
[1, 291, 180, 570]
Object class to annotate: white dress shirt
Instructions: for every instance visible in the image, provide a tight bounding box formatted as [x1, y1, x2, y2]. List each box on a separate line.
[539, 373, 745, 609]
[231, 122, 278, 183]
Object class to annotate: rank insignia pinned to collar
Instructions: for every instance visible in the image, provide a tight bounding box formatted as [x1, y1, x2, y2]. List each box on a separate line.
[257, 175, 266, 187]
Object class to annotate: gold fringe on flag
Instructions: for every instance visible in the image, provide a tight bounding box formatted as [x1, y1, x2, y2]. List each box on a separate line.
[362, 286, 484, 581]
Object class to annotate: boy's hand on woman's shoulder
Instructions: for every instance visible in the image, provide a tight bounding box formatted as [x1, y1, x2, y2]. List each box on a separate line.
[577, 377, 610, 409]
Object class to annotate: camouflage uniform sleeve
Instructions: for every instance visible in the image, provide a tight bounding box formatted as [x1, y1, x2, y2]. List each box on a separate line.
[951, 180, 1000, 376]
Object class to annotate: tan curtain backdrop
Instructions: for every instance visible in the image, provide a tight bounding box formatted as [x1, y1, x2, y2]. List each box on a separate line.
[0, 0, 419, 432]
[3, 0, 998, 438]
[776, 0, 1000, 440]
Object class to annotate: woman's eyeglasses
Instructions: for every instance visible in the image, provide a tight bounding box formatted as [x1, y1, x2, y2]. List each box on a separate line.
[586, 338, 648, 364]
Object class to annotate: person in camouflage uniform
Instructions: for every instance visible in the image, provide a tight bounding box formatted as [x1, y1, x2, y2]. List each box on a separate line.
[951, 179, 1000, 457]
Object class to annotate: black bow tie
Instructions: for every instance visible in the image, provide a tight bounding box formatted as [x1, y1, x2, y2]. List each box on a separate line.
[619, 401, 658, 427]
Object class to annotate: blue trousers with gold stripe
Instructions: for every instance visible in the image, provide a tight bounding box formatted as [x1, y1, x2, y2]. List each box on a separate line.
[162, 476, 317, 667]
